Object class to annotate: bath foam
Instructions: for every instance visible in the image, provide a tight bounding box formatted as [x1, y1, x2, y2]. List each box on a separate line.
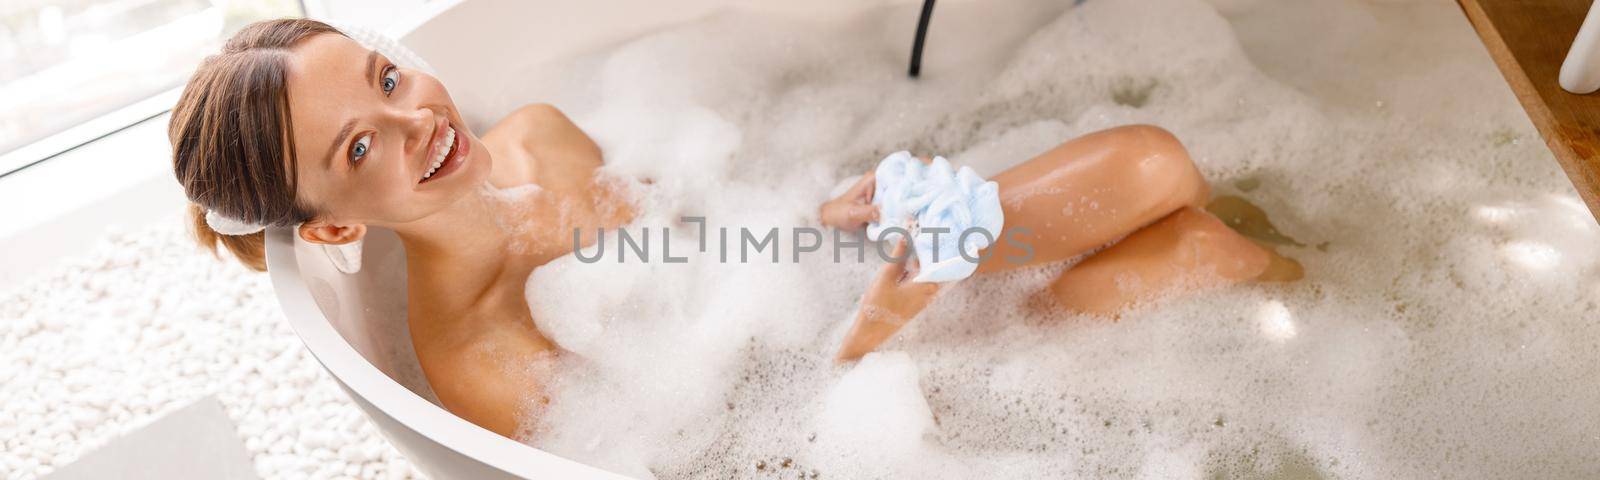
[811, 351, 938, 477]
[501, 0, 1600, 478]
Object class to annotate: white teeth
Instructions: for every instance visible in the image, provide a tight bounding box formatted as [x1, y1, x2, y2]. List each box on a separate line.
[422, 126, 457, 181]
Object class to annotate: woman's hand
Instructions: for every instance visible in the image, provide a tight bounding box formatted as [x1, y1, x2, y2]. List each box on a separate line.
[819, 172, 879, 232]
[836, 237, 943, 362]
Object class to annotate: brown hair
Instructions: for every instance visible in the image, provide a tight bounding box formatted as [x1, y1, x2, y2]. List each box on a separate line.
[171, 19, 343, 271]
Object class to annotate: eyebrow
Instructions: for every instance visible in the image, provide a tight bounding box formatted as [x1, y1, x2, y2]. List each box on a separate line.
[324, 120, 356, 169]
[365, 49, 379, 87]
[323, 50, 382, 169]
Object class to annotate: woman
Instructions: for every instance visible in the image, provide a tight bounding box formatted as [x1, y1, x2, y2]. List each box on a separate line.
[172, 19, 1292, 439]
[173, 20, 631, 438]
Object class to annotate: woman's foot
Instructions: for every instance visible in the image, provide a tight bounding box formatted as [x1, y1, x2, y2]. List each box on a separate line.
[1045, 207, 1272, 316]
[1255, 247, 1305, 282]
[1205, 195, 1305, 282]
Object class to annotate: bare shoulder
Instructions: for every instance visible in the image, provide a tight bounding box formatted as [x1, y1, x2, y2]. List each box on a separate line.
[481, 103, 603, 190]
[484, 104, 598, 156]
[494, 103, 572, 132]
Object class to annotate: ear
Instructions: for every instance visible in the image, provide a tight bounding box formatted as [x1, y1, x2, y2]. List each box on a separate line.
[298, 219, 367, 246]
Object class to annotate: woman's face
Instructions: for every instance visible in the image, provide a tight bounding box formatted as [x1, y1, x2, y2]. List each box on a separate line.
[285, 33, 490, 231]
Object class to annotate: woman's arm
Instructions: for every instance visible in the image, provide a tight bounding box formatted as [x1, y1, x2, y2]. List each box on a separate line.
[835, 238, 943, 361]
[420, 323, 554, 439]
[820, 164, 944, 361]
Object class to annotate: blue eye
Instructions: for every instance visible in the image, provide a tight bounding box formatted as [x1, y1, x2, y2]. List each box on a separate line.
[381, 66, 400, 95]
[351, 134, 371, 163]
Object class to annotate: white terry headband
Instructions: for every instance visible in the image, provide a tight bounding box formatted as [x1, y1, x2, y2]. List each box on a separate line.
[202, 22, 434, 237]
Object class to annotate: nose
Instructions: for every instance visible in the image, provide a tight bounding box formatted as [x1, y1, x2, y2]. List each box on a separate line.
[398, 106, 435, 156]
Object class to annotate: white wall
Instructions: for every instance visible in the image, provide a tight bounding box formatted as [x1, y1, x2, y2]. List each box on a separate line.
[303, 0, 434, 30]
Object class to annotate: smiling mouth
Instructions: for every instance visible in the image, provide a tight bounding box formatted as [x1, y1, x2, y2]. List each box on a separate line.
[419, 123, 467, 184]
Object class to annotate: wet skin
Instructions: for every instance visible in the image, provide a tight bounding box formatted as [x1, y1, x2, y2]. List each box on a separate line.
[823, 125, 1293, 361]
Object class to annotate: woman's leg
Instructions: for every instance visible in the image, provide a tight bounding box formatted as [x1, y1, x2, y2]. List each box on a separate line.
[976, 125, 1210, 272]
[1046, 206, 1271, 316]
[831, 125, 1277, 360]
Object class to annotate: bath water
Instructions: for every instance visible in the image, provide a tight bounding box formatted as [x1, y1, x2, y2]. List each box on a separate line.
[485, 0, 1600, 478]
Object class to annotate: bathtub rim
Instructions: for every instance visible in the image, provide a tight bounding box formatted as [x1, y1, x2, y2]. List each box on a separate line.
[263, 227, 623, 479]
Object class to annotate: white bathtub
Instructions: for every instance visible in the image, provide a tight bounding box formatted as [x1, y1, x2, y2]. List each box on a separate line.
[264, 0, 916, 477]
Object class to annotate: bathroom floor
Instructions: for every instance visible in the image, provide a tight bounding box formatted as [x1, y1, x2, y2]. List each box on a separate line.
[0, 222, 419, 479]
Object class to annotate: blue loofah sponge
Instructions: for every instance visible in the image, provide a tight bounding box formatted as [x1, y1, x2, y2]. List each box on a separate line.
[865, 152, 1004, 283]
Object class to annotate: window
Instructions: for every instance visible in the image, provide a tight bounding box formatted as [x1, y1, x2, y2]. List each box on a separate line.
[0, 0, 304, 174]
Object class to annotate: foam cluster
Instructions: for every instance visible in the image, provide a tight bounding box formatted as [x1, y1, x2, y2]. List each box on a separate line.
[501, 0, 1600, 478]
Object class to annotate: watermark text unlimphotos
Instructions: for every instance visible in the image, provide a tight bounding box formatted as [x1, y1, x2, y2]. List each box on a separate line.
[572, 216, 1034, 265]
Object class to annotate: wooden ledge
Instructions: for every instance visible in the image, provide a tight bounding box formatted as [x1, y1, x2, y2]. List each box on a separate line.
[1458, 0, 1600, 223]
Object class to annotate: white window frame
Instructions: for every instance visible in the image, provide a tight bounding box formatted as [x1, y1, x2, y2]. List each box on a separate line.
[0, 0, 310, 179]
[0, 88, 179, 179]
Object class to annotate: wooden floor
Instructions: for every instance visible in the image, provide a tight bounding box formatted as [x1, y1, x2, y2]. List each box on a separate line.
[1458, 0, 1600, 223]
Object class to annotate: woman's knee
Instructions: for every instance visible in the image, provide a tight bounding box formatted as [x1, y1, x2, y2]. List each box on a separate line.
[1113, 125, 1209, 210]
